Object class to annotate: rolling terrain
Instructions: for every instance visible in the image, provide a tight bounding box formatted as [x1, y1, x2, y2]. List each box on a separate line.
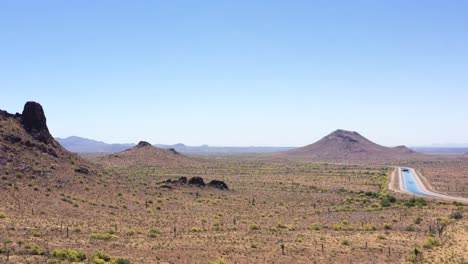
[0, 102, 467, 263]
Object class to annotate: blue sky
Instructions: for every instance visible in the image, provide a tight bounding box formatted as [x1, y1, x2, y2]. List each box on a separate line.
[1, 1, 468, 146]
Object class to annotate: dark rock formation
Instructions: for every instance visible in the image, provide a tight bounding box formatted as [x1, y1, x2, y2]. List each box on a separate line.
[177, 176, 188, 184]
[136, 141, 152, 147]
[21, 102, 53, 144]
[208, 180, 229, 190]
[74, 167, 89, 174]
[188, 176, 206, 186]
[161, 176, 187, 185]
[168, 148, 179, 154]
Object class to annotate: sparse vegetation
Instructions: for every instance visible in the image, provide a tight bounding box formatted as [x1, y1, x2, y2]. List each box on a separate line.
[51, 248, 87, 262]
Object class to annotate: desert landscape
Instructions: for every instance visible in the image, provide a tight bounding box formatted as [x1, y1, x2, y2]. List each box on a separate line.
[1, 102, 467, 264]
[2, 2, 468, 263]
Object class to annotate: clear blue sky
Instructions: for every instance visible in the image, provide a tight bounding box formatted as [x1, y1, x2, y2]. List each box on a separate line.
[1, 1, 468, 146]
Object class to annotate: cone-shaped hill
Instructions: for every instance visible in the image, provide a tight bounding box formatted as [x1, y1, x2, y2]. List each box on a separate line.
[277, 129, 431, 163]
[94, 141, 202, 168]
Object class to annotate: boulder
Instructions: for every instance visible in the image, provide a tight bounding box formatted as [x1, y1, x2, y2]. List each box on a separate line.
[188, 176, 205, 186]
[208, 180, 229, 190]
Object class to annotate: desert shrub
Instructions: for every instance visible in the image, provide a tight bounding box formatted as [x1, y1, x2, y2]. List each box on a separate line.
[91, 251, 111, 263]
[208, 258, 226, 264]
[405, 225, 415, 232]
[308, 223, 322, 230]
[52, 248, 87, 262]
[249, 223, 259, 230]
[377, 234, 386, 240]
[380, 195, 396, 207]
[90, 233, 113, 240]
[0, 212, 7, 219]
[423, 237, 441, 249]
[407, 247, 422, 263]
[361, 224, 377, 231]
[276, 222, 288, 229]
[340, 239, 350, 246]
[191, 227, 203, 232]
[383, 223, 392, 230]
[450, 211, 463, 220]
[414, 216, 422, 224]
[112, 258, 130, 264]
[364, 191, 379, 198]
[148, 227, 161, 238]
[404, 198, 427, 207]
[30, 244, 42, 255]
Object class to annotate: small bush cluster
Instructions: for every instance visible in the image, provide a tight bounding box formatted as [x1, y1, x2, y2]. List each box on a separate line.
[52, 248, 87, 262]
[148, 227, 161, 238]
[91, 251, 111, 264]
[423, 237, 441, 249]
[249, 223, 259, 230]
[0, 212, 7, 219]
[404, 198, 427, 207]
[90, 233, 114, 240]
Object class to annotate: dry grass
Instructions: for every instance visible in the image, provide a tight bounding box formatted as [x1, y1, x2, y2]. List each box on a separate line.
[1, 157, 466, 263]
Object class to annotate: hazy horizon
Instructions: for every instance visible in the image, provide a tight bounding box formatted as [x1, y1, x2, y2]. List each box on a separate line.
[2, 1, 468, 147]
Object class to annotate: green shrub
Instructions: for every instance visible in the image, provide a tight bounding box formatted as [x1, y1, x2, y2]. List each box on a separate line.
[30, 244, 42, 255]
[249, 223, 259, 230]
[112, 258, 130, 264]
[377, 234, 386, 240]
[276, 222, 288, 229]
[0, 212, 7, 219]
[450, 211, 463, 220]
[404, 198, 427, 207]
[361, 224, 377, 231]
[414, 216, 422, 224]
[191, 227, 203, 232]
[423, 237, 441, 249]
[340, 239, 350, 246]
[90, 233, 113, 240]
[52, 248, 87, 261]
[91, 251, 111, 263]
[383, 223, 392, 230]
[208, 258, 226, 264]
[148, 227, 161, 238]
[308, 223, 322, 230]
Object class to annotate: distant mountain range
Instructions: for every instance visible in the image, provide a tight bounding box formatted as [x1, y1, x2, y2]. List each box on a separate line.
[56, 135, 468, 156]
[56, 136, 294, 155]
[56, 136, 135, 153]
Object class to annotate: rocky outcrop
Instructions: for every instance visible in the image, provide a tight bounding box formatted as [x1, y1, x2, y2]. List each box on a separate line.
[136, 141, 152, 148]
[160, 176, 229, 190]
[188, 176, 206, 186]
[208, 180, 229, 190]
[21, 102, 53, 144]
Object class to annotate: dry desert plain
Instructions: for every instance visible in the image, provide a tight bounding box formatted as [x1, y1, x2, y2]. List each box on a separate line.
[1, 103, 467, 264]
